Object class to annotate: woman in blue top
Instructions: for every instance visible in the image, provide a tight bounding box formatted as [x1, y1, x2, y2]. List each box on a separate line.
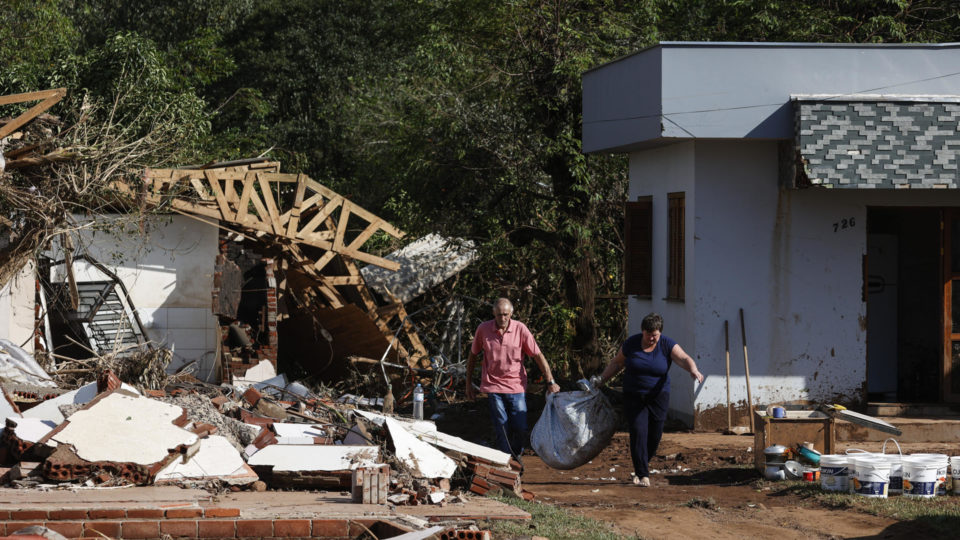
[597, 313, 703, 487]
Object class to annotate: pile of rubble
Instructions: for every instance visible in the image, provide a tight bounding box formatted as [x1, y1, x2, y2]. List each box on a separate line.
[0, 340, 532, 507]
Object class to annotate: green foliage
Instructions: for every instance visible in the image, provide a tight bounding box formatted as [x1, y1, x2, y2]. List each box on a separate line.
[8, 0, 960, 377]
[0, 0, 79, 95]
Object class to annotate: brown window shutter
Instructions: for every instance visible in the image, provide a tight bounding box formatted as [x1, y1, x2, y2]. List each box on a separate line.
[624, 197, 652, 297]
[667, 192, 685, 300]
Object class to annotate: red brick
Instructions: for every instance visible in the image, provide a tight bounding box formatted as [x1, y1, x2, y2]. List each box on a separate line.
[5, 522, 45, 534]
[83, 521, 121, 538]
[236, 519, 273, 537]
[50, 509, 88, 520]
[43, 521, 83, 538]
[10, 510, 48, 520]
[166, 507, 204, 518]
[348, 520, 378, 537]
[204, 507, 241, 518]
[312, 520, 348, 537]
[160, 519, 199, 537]
[274, 519, 310, 537]
[89, 508, 125, 519]
[198, 519, 236, 538]
[127, 508, 164, 518]
[0, 510, 9, 521]
[122, 520, 160, 539]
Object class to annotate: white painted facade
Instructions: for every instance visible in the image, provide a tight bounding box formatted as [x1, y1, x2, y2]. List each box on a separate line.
[0, 260, 37, 353]
[629, 139, 960, 425]
[51, 215, 220, 381]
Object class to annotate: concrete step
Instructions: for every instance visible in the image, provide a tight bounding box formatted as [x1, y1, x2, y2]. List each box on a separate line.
[837, 416, 960, 443]
[867, 402, 960, 417]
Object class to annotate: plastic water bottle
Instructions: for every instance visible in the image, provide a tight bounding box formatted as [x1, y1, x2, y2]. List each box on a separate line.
[413, 383, 424, 420]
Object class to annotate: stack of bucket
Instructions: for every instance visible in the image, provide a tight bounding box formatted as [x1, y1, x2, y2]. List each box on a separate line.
[818, 439, 960, 499]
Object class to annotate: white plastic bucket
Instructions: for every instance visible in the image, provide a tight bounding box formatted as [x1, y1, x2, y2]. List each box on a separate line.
[902, 457, 940, 498]
[881, 454, 903, 494]
[820, 455, 849, 492]
[850, 455, 890, 498]
[880, 439, 903, 495]
[951, 456, 960, 495]
[907, 454, 948, 496]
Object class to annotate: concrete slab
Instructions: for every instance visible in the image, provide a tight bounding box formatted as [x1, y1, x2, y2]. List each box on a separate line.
[21, 381, 140, 424]
[246, 444, 380, 472]
[155, 435, 258, 485]
[383, 417, 456, 479]
[46, 390, 197, 464]
[8, 417, 56, 442]
[357, 410, 510, 466]
[272, 422, 326, 438]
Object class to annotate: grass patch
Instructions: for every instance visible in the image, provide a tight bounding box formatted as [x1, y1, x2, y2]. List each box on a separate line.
[481, 494, 635, 540]
[683, 496, 719, 510]
[771, 480, 960, 536]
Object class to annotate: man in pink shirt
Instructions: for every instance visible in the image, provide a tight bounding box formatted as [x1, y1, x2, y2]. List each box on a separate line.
[466, 298, 560, 460]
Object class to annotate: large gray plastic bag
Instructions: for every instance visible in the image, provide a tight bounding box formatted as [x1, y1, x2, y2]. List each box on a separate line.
[530, 385, 617, 470]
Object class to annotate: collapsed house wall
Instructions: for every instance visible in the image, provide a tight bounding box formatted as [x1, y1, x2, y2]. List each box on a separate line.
[0, 260, 36, 354]
[51, 215, 220, 381]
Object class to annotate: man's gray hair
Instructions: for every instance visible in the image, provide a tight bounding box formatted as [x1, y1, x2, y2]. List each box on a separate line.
[493, 298, 514, 313]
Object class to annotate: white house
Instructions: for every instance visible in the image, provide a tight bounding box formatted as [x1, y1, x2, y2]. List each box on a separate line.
[582, 42, 960, 428]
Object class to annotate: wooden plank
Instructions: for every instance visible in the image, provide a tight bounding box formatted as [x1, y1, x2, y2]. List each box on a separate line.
[344, 221, 383, 254]
[256, 172, 284, 234]
[246, 180, 273, 230]
[0, 88, 66, 140]
[339, 248, 402, 271]
[205, 170, 235, 222]
[304, 177, 403, 239]
[322, 276, 365, 286]
[313, 251, 337, 272]
[297, 195, 343, 239]
[333, 200, 352, 251]
[188, 178, 213, 201]
[286, 174, 308, 237]
[235, 174, 255, 225]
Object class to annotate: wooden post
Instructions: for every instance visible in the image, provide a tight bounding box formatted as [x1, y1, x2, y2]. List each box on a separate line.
[725, 320, 731, 432]
[740, 308, 755, 433]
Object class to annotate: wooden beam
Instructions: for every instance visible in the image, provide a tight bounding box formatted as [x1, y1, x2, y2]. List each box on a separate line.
[296, 195, 343, 239]
[286, 174, 308, 237]
[205, 170, 235, 222]
[0, 88, 66, 141]
[256, 172, 284, 234]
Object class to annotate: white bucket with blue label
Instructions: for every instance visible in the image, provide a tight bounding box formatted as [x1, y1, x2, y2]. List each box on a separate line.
[850, 455, 890, 498]
[881, 454, 903, 494]
[903, 454, 948, 496]
[902, 457, 939, 498]
[820, 454, 848, 492]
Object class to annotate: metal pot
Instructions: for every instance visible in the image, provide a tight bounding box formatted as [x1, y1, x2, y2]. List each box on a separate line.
[764, 444, 790, 465]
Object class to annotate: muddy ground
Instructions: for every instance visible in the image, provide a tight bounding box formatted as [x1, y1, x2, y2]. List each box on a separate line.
[435, 398, 960, 539]
[521, 433, 960, 539]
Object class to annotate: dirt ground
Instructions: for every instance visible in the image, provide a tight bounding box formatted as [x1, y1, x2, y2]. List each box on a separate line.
[520, 432, 960, 539]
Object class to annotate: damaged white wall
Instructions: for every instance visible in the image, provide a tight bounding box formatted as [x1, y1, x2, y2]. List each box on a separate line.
[0, 260, 36, 353]
[629, 140, 960, 426]
[53, 215, 219, 381]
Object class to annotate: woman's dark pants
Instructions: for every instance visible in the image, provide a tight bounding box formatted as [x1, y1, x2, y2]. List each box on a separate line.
[625, 390, 670, 478]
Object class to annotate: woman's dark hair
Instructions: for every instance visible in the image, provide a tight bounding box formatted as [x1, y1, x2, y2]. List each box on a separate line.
[641, 312, 663, 333]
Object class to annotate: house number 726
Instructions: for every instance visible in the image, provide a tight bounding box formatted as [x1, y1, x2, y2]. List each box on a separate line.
[833, 217, 855, 232]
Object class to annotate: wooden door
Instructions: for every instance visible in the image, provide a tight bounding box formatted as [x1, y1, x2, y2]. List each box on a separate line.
[942, 209, 960, 402]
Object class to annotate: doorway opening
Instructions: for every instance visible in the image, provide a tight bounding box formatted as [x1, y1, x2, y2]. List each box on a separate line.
[866, 207, 940, 403]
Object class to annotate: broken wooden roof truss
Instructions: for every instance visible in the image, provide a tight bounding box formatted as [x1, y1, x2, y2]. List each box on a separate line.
[125, 162, 429, 369]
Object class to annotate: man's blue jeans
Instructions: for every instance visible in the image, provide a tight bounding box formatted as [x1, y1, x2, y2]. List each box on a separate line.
[487, 392, 527, 458]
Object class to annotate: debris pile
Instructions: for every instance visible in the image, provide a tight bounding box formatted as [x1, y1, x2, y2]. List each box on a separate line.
[1, 340, 530, 508]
